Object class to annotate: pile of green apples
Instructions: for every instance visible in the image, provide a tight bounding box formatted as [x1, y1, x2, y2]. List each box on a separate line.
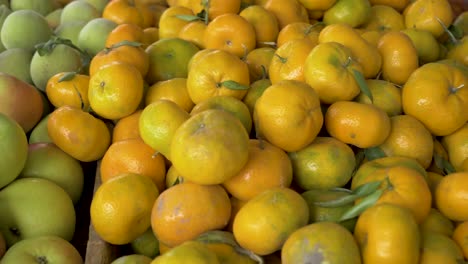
[0, 0, 113, 263]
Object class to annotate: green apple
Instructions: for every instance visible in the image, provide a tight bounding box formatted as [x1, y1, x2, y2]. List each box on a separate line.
[1, 235, 83, 264]
[0, 5, 12, 52]
[77, 17, 118, 56]
[0, 114, 28, 190]
[131, 228, 160, 258]
[10, 0, 55, 16]
[54, 20, 87, 46]
[111, 254, 153, 264]
[60, 0, 99, 24]
[0, 9, 52, 51]
[28, 114, 52, 144]
[0, 73, 43, 132]
[0, 230, 5, 259]
[0, 177, 76, 247]
[19, 143, 84, 204]
[45, 7, 62, 29]
[0, 48, 34, 84]
[30, 40, 83, 91]
[79, 0, 109, 14]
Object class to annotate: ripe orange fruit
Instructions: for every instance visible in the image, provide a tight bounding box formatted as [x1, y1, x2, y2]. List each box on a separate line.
[203, 13, 256, 58]
[145, 78, 194, 113]
[102, 0, 153, 28]
[377, 31, 419, 85]
[404, 0, 454, 38]
[401, 62, 468, 136]
[303, 42, 363, 104]
[453, 221, 468, 259]
[325, 101, 391, 149]
[255, 0, 309, 29]
[318, 23, 382, 79]
[378, 115, 434, 169]
[112, 109, 142, 143]
[90, 173, 159, 245]
[88, 62, 144, 120]
[354, 203, 420, 264]
[45, 72, 90, 110]
[139, 99, 190, 160]
[420, 230, 464, 264]
[89, 42, 150, 77]
[186, 49, 250, 104]
[442, 123, 468, 172]
[47, 106, 111, 162]
[253, 80, 323, 152]
[420, 208, 455, 237]
[361, 4, 405, 32]
[105, 23, 145, 48]
[170, 109, 249, 185]
[100, 138, 167, 192]
[190, 95, 252, 134]
[353, 165, 432, 223]
[281, 222, 361, 264]
[268, 38, 317, 84]
[157, 5, 194, 39]
[151, 182, 231, 247]
[354, 79, 402, 117]
[435, 171, 468, 221]
[190, 0, 241, 20]
[178, 20, 207, 49]
[288, 136, 356, 191]
[222, 139, 293, 201]
[369, 0, 410, 11]
[352, 156, 429, 187]
[233, 187, 309, 256]
[239, 5, 279, 48]
[243, 47, 275, 82]
[276, 22, 322, 48]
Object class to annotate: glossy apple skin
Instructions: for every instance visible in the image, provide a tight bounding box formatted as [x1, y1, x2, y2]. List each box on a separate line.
[0, 72, 43, 132]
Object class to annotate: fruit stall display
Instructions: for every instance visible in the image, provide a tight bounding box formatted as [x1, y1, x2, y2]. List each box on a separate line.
[0, 0, 467, 263]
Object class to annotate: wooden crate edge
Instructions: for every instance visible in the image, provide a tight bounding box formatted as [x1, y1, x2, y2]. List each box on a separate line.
[84, 160, 120, 264]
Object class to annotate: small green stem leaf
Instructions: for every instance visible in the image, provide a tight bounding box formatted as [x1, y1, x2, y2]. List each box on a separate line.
[313, 194, 359, 208]
[434, 152, 456, 175]
[353, 69, 373, 103]
[58, 72, 77, 82]
[110, 40, 143, 49]
[339, 189, 383, 222]
[364, 146, 386, 161]
[436, 17, 458, 45]
[329, 187, 353, 193]
[274, 53, 287, 64]
[175, 14, 203, 22]
[448, 24, 464, 40]
[221, 80, 250, 90]
[352, 180, 382, 197]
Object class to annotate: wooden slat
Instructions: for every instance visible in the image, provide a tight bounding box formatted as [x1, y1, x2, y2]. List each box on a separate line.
[84, 161, 120, 264]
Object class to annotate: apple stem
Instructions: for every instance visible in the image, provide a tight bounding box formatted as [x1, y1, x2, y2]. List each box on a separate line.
[9, 227, 20, 237]
[36, 256, 48, 264]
